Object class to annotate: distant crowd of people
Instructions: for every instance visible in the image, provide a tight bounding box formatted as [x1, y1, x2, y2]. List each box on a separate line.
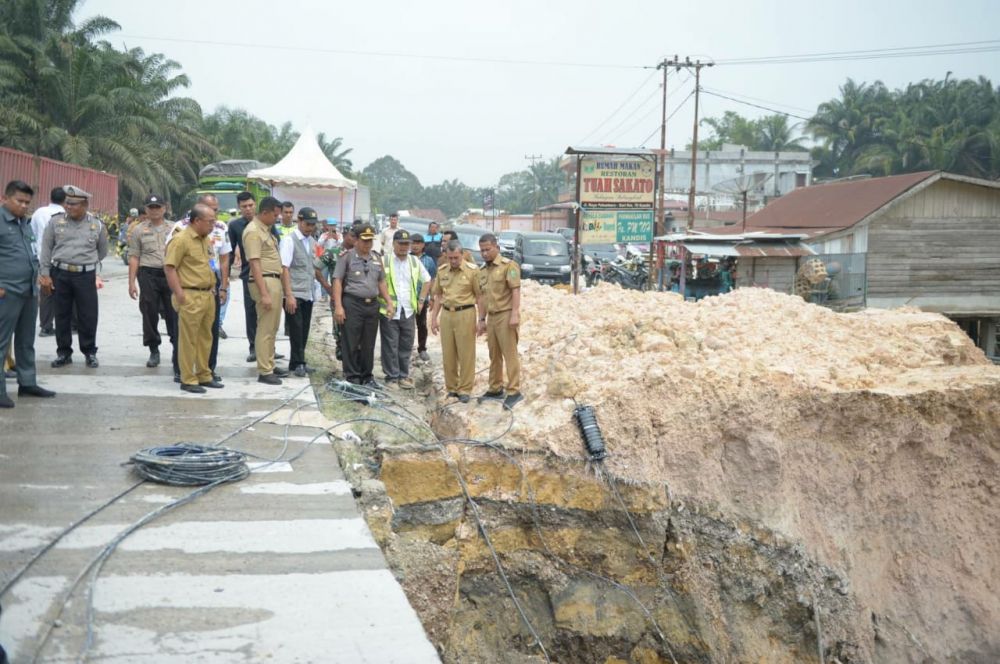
[1, 181, 523, 410]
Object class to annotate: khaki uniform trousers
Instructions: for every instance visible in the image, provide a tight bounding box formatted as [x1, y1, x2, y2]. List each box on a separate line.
[440, 307, 477, 395]
[249, 277, 283, 375]
[173, 290, 214, 386]
[486, 310, 520, 394]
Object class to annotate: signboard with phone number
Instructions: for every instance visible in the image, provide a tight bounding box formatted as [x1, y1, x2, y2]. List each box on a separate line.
[580, 210, 653, 244]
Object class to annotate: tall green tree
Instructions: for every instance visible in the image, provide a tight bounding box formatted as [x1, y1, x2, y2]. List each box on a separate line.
[362, 155, 422, 214]
[698, 111, 807, 152]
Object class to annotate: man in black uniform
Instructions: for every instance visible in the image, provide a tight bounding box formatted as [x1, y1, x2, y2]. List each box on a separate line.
[227, 191, 258, 362]
[332, 224, 393, 389]
[39, 185, 109, 368]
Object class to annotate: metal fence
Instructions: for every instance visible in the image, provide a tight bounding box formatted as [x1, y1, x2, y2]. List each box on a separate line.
[0, 146, 118, 214]
[808, 252, 867, 310]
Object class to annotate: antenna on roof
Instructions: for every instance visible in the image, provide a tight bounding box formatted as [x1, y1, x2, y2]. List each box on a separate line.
[713, 172, 772, 232]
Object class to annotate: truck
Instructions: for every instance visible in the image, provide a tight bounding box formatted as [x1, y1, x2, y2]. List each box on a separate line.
[180, 159, 272, 222]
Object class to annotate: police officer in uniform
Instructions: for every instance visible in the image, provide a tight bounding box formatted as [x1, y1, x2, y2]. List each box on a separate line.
[39, 185, 108, 368]
[0, 180, 56, 408]
[164, 203, 223, 393]
[333, 224, 394, 390]
[430, 240, 484, 403]
[127, 194, 177, 371]
[477, 233, 523, 409]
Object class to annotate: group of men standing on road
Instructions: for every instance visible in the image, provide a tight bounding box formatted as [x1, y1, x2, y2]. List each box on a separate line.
[1, 181, 525, 410]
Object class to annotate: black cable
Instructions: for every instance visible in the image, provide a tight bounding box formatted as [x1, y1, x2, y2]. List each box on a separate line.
[700, 90, 812, 122]
[128, 445, 249, 486]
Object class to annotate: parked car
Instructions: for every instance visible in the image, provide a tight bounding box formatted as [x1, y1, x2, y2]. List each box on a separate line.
[513, 232, 572, 284]
[552, 227, 575, 244]
[398, 215, 434, 236]
[498, 230, 520, 258]
[581, 242, 622, 264]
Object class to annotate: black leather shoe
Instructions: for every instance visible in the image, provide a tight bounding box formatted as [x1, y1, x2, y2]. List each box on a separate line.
[479, 389, 504, 402]
[180, 383, 207, 394]
[146, 350, 160, 368]
[457, 394, 471, 404]
[51, 355, 72, 368]
[18, 385, 55, 398]
[219, 328, 228, 339]
[273, 367, 289, 377]
[38, 327, 54, 337]
[85, 354, 99, 368]
[293, 366, 307, 378]
[446, 391, 459, 398]
[212, 372, 223, 383]
[503, 392, 524, 410]
[258, 373, 282, 385]
[275, 353, 285, 360]
[246, 351, 256, 363]
[0, 394, 14, 408]
[199, 380, 224, 389]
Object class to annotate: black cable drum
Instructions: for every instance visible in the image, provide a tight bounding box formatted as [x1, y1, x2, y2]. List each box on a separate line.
[573, 405, 607, 461]
[129, 444, 250, 486]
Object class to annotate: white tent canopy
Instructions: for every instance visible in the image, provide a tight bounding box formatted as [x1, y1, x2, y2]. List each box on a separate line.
[247, 128, 358, 225]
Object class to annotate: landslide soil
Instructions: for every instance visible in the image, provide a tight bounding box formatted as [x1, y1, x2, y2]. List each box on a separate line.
[430, 283, 1000, 662]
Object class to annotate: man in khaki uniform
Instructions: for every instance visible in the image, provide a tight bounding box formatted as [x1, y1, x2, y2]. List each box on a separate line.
[164, 204, 222, 394]
[243, 196, 288, 385]
[431, 240, 484, 403]
[477, 233, 523, 409]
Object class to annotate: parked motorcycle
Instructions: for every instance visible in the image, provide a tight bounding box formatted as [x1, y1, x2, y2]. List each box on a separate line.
[604, 254, 649, 291]
[582, 254, 605, 287]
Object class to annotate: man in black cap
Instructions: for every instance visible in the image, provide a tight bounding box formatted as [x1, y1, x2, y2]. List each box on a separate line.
[39, 184, 109, 368]
[0, 180, 56, 408]
[127, 194, 177, 372]
[333, 224, 394, 390]
[280, 207, 329, 377]
[379, 229, 431, 388]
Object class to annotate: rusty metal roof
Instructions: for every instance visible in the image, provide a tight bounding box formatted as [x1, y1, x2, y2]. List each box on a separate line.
[744, 171, 938, 234]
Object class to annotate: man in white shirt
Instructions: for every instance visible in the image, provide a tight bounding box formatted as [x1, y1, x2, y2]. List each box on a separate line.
[379, 229, 430, 389]
[279, 207, 330, 377]
[30, 187, 66, 335]
[377, 212, 400, 256]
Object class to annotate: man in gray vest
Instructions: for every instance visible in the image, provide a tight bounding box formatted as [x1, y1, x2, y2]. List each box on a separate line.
[279, 207, 330, 377]
[0, 180, 56, 408]
[39, 184, 109, 369]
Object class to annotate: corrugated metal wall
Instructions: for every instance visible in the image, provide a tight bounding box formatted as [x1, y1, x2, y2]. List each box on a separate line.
[0, 147, 118, 214]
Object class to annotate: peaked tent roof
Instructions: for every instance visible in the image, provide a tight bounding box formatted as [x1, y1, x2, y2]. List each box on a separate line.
[247, 130, 357, 190]
[743, 171, 937, 237]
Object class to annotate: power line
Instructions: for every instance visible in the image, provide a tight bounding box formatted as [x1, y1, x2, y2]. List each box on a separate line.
[604, 73, 692, 145]
[120, 34, 645, 70]
[638, 89, 695, 146]
[715, 38, 1000, 65]
[577, 69, 659, 144]
[700, 89, 813, 121]
[701, 86, 815, 114]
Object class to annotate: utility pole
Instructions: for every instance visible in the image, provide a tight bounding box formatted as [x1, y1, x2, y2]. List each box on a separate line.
[654, 58, 674, 238]
[670, 57, 714, 231]
[524, 153, 543, 215]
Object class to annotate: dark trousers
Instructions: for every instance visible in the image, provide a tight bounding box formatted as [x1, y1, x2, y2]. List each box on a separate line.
[285, 298, 314, 370]
[0, 289, 38, 396]
[241, 277, 256, 352]
[342, 295, 379, 384]
[38, 288, 54, 331]
[138, 267, 177, 354]
[415, 300, 429, 352]
[380, 311, 415, 380]
[208, 289, 221, 371]
[53, 268, 98, 356]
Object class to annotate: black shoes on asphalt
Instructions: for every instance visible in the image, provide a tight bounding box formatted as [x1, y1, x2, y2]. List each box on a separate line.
[258, 373, 282, 385]
[50, 354, 98, 368]
[146, 349, 160, 368]
[0, 385, 57, 408]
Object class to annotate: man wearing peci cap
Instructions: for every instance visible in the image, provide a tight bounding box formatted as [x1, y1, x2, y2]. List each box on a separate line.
[39, 184, 109, 369]
[243, 196, 289, 385]
[333, 224, 394, 391]
[279, 207, 330, 377]
[430, 240, 484, 403]
[127, 194, 178, 372]
[378, 229, 431, 389]
[0, 180, 57, 408]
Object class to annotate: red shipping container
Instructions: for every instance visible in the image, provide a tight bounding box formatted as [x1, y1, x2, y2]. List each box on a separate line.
[0, 146, 118, 215]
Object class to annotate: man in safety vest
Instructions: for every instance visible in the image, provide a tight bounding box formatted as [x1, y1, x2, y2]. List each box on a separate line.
[379, 229, 430, 389]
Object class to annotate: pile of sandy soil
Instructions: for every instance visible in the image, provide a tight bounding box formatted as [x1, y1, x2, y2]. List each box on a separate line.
[437, 282, 1000, 661]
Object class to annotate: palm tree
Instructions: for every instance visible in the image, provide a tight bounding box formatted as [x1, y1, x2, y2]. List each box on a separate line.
[317, 132, 353, 174]
[754, 115, 807, 152]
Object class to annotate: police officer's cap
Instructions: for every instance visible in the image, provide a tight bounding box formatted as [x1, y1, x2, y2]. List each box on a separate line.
[144, 193, 165, 207]
[298, 207, 319, 223]
[357, 224, 376, 240]
[410, 233, 425, 243]
[63, 184, 91, 201]
[393, 229, 411, 243]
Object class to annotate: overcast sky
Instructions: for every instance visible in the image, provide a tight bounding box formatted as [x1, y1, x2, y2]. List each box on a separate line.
[82, 0, 1000, 186]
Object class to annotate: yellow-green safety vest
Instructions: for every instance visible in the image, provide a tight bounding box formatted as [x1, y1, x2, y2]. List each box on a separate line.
[379, 253, 420, 316]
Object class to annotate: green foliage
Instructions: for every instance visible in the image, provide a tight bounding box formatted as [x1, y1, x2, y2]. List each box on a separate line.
[362, 155, 423, 214]
[698, 111, 807, 152]
[808, 76, 1000, 179]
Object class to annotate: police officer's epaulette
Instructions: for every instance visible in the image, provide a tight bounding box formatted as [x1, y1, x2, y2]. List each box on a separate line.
[50, 212, 66, 222]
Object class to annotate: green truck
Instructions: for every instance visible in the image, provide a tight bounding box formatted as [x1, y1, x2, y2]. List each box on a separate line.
[181, 160, 271, 222]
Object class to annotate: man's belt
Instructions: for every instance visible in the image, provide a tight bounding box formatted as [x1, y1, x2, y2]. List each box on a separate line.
[138, 265, 165, 272]
[183, 286, 213, 292]
[53, 261, 96, 273]
[249, 273, 281, 283]
[443, 304, 474, 312]
[344, 293, 376, 304]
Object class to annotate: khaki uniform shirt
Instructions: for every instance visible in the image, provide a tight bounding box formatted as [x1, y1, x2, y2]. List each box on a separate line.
[479, 255, 521, 313]
[127, 220, 171, 268]
[242, 218, 282, 277]
[39, 212, 109, 277]
[165, 226, 216, 289]
[434, 260, 482, 308]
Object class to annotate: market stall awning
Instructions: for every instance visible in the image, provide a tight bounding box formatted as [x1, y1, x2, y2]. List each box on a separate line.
[658, 232, 815, 258]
